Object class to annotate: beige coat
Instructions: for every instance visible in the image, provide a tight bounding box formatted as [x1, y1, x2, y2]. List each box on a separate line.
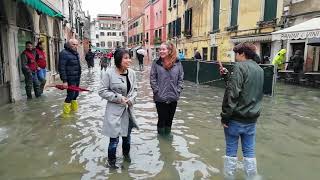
[98, 67, 138, 138]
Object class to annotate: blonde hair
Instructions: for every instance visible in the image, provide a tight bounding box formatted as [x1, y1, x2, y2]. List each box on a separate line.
[162, 42, 177, 68]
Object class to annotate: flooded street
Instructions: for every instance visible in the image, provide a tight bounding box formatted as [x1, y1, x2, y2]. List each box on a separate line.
[0, 62, 320, 180]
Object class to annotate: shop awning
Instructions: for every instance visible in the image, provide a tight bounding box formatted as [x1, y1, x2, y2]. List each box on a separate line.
[307, 37, 320, 46]
[20, 0, 63, 18]
[272, 17, 320, 41]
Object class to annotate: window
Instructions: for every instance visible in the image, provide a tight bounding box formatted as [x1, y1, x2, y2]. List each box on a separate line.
[176, 17, 181, 37]
[184, 8, 192, 36]
[155, 30, 158, 38]
[264, 0, 277, 21]
[210, 46, 218, 61]
[168, 22, 172, 38]
[101, 41, 105, 47]
[146, 32, 149, 42]
[230, 0, 239, 26]
[202, 47, 208, 61]
[159, 29, 162, 39]
[172, 20, 176, 37]
[107, 32, 111, 36]
[100, 32, 105, 36]
[108, 41, 112, 48]
[112, 32, 117, 36]
[96, 34, 99, 38]
[96, 43, 100, 47]
[213, 0, 220, 31]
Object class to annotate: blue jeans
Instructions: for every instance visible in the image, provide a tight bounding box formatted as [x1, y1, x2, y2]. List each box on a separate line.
[224, 121, 256, 158]
[37, 68, 46, 81]
[108, 124, 133, 161]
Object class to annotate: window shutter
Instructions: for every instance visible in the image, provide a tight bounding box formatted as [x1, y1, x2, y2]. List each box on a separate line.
[230, 0, 239, 26]
[264, 0, 277, 21]
[213, 0, 220, 31]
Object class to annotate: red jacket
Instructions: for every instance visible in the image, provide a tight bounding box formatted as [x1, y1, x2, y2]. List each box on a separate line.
[107, 52, 113, 59]
[35, 48, 47, 69]
[23, 50, 37, 72]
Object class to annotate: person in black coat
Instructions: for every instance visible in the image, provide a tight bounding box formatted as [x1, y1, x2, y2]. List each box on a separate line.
[58, 39, 82, 114]
[290, 50, 304, 73]
[85, 49, 95, 73]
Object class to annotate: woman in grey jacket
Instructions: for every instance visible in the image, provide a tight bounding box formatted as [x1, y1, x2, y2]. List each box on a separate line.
[98, 49, 138, 169]
[150, 42, 184, 135]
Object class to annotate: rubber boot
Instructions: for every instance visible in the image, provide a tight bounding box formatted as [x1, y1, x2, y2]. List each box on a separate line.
[107, 158, 119, 169]
[164, 127, 171, 134]
[243, 157, 258, 178]
[224, 156, 238, 179]
[122, 144, 131, 162]
[157, 127, 165, 135]
[71, 100, 79, 112]
[63, 103, 72, 114]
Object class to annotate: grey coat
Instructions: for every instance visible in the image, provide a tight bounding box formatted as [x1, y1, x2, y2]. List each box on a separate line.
[98, 67, 138, 138]
[150, 58, 184, 102]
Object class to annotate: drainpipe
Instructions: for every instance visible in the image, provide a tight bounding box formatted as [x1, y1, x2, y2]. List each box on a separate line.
[176, 0, 179, 48]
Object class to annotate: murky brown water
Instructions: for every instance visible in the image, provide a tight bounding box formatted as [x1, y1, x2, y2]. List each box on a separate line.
[0, 61, 319, 179]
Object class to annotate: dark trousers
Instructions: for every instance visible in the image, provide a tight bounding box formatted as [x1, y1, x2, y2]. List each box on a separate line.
[24, 72, 41, 98]
[65, 81, 80, 103]
[155, 101, 177, 129]
[108, 125, 132, 161]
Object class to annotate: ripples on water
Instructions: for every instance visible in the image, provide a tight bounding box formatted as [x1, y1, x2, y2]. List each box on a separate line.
[0, 63, 319, 179]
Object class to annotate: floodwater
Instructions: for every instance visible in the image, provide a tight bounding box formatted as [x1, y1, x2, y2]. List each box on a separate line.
[0, 61, 319, 180]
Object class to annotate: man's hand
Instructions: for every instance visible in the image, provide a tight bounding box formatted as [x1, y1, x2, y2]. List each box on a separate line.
[63, 82, 68, 88]
[222, 123, 228, 128]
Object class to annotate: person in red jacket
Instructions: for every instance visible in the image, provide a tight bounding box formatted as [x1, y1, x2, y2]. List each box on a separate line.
[20, 41, 41, 99]
[35, 41, 47, 94]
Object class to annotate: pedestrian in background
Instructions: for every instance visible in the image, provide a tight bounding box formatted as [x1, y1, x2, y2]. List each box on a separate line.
[290, 50, 304, 73]
[150, 42, 184, 135]
[20, 41, 41, 99]
[178, 50, 185, 61]
[100, 52, 109, 71]
[136, 47, 145, 71]
[99, 48, 138, 169]
[35, 41, 47, 95]
[58, 39, 82, 115]
[85, 49, 95, 73]
[220, 42, 264, 179]
[272, 49, 287, 70]
[194, 50, 202, 61]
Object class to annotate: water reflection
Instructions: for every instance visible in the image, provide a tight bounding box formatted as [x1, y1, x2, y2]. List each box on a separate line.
[0, 63, 319, 179]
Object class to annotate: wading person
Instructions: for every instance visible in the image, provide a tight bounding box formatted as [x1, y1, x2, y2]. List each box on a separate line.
[20, 41, 41, 99]
[85, 49, 95, 73]
[100, 53, 109, 71]
[35, 41, 47, 95]
[150, 42, 184, 135]
[98, 48, 138, 169]
[220, 43, 264, 179]
[58, 39, 81, 115]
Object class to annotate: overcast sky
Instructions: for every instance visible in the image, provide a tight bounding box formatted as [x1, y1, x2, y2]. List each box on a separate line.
[82, 0, 122, 18]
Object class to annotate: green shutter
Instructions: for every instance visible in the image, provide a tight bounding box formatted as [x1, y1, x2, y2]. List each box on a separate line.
[264, 0, 277, 21]
[213, 0, 220, 31]
[230, 0, 239, 26]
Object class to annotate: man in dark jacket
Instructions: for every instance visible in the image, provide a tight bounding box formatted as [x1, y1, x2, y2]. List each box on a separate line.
[220, 43, 264, 179]
[20, 41, 41, 99]
[85, 49, 95, 73]
[58, 39, 81, 114]
[290, 50, 304, 73]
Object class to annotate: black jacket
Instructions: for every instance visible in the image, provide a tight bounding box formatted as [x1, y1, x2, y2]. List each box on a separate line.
[58, 44, 81, 83]
[221, 60, 264, 124]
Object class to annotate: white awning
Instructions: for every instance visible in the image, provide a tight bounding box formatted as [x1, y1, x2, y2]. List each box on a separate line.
[272, 17, 320, 41]
[230, 35, 272, 43]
